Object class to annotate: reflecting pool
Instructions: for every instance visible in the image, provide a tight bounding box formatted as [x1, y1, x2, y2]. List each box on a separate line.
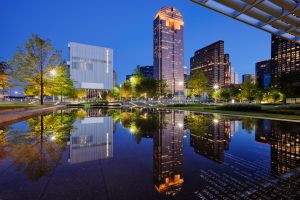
[0, 108, 300, 200]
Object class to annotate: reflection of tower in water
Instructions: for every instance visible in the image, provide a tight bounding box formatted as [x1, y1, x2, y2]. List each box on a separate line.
[190, 117, 232, 163]
[153, 110, 184, 195]
[254, 120, 300, 176]
[270, 121, 300, 176]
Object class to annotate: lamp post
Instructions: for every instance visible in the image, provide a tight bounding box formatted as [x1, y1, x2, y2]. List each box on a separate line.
[213, 84, 219, 103]
[50, 69, 56, 102]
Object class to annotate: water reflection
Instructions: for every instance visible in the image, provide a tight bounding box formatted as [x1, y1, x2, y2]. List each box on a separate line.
[0, 108, 300, 199]
[188, 113, 232, 163]
[119, 109, 160, 143]
[68, 109, 113, 164]
[255, 120, 300, 175]
[153, 110, 185, 195]
[0, 110, 76, 180]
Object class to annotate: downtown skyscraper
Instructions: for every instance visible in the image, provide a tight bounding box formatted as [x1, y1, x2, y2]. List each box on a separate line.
[190, 40, 231, 87]
[153, 7, 184, 96]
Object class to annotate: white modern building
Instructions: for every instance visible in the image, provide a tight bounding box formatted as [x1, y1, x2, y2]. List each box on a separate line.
[68, 116, 113, 164]
[68, 42, 113, 97]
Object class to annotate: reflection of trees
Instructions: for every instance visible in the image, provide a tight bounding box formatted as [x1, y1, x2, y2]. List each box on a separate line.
[119, 110, 160, 144]
[4, 110, 76, 181]
[188, 113, 231, 163]
[187, 113, 213, 137]
[0, 129, 8, 159]
[242, 118, 257, 133]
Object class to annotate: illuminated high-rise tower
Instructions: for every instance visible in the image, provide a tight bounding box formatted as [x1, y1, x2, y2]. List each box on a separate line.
[153, 7, 184, 96]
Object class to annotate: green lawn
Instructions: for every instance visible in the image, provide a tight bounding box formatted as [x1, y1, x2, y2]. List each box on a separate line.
[156, 104, 300, 121]
[0, 104, 42, 110]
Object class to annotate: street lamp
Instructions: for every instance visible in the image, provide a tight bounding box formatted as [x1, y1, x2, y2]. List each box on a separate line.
[213, 84, 219, 90]
[213, 118, 219, 124]
[50, 69, 56, 102]
[213, 84, 219, 103]
[50, 69, 56, 76]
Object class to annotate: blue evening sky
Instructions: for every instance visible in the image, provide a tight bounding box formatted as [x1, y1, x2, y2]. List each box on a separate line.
[0, 0, 270, 86]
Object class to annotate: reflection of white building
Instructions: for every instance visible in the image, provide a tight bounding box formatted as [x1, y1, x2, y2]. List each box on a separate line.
[68, 116, 113, 164]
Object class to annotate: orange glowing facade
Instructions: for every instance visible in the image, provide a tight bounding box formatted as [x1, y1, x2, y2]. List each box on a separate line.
[153, 7, 185, 96]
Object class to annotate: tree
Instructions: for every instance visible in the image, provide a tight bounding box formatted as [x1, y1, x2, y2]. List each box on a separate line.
[111, 87, 120, 99]
[135, 77, 157, 100]
[220, 88, 230, 102]
[76, 88, 87, 100]
[228, 85, 240, 100]
[0, 61, 13, 91]
[157, 79, 170, 98]
[212, 89, 222, 102]
[262, 88, 285, 103]
[239, 78, 258, 102]
[10, 34, 62, 104]
[277, 70, 300, 98]
[120, 80, 132, 100]
[188, 70, 208, 99]
[48, 65, 76, 102]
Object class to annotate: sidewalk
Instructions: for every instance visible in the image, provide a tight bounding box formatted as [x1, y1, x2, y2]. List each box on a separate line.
[0, 105, 66, 126]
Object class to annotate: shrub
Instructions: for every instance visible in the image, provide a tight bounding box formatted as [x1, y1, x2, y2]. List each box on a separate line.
[216, 104, 262, 111]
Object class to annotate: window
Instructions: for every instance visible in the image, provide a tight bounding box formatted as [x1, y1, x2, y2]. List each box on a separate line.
[86, 63, 93, 71]
[72, 62, 79, 69]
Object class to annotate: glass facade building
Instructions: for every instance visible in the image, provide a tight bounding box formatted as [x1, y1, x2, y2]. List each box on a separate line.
[242, 74, 256, 84]
[271, 35, 300, 86]
[68, 42, 113, 97]
[190, 40, 231, 87]
[126, 65, 154, 80]
[256, 59, 271, 89]
[153, 7, 185, 96]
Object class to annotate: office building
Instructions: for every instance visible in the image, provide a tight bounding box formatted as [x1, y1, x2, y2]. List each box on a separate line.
[183, 66, 189, 96]
[271, 35, 300, 87]
[242, 74, 256, 84]
[68, 42, 113, 98]
[139, 65, 154, 78]
[153, 7, 185, 96]
[231, 68, 239, 84]
[256, 60, 271, 89]
[191, 0, 300, 43]
[190, 40, 231, 87]
[126, 65, 154, 80]
[69, 112, 113, 164]
[153, 110, 184, 195]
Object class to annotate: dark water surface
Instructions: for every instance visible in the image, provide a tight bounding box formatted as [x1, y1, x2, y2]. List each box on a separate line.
[0, 108, 300, 200]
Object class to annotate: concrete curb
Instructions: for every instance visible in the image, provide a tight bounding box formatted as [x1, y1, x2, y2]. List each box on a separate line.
[155, 108, 300, 123]
[0, 105, 66, 126]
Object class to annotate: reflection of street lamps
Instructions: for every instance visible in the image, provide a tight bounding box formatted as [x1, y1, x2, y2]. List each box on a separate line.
[213, 118, 219, 124]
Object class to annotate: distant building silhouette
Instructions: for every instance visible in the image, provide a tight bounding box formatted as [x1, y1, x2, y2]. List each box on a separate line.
[256, 60, 271, 89]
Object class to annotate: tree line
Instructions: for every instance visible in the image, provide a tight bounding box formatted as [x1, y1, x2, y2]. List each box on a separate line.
[187, 70, 289, 103]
